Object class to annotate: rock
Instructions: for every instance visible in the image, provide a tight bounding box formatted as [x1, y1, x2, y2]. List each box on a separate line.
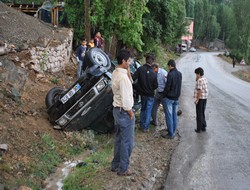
[0, 144, 8, 151]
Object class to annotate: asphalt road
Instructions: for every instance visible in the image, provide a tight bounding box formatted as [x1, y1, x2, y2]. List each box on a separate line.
[164, 52, 250, 190]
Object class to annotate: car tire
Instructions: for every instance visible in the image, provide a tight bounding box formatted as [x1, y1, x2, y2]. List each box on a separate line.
[45, 87, 66, 109]
[84, 47, 111, 70]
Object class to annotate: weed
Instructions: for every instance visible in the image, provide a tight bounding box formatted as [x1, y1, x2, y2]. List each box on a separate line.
[40, 51, 48, 71]
[62, 134, 113, 190]
[50, 77, 59, 84]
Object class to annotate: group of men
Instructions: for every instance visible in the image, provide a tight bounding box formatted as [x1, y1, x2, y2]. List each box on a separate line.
[76, 32, 104, 78]
[110, 49, 184, 176]
[111, 49, 209, 176]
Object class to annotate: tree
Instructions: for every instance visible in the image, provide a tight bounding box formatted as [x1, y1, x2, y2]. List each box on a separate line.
[227, 0, 250, 62]
[142, 0, 186, 53]
[185, 0, 195, 18]
[193, 0, 220, 45]
[90, 0, 148, 58]
[63, 0, 85, 45]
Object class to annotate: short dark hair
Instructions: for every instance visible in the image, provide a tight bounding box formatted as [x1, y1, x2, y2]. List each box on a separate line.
[145, 54, 155, 65]
[151, 63, 159, 69]
[194, 67, 204, 76]
[167, 59, 176, 67]
[116, 49, 131, 65]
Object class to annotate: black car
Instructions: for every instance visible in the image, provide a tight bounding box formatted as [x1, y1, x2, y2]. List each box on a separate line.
[45, 48, 141, 133]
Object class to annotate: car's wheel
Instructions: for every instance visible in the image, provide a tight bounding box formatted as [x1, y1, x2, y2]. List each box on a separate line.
[85, 47, 111, 70]
[45, 87, 66, 109]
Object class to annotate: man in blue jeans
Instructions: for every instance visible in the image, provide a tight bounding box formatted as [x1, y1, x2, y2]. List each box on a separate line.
[133, 54, 158, 132]
[162, 60, 182, 139]
[111, 49, 135, 176]
[151, 63, 168, 126]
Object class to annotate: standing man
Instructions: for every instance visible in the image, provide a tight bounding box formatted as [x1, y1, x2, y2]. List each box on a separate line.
[151, 63, 168, 126]
[133, 54, 158, 132]
[94, 32, 104, 49]
[162, 60, 182, 139]
[76, 39, 87, 78]
[194, 67, 208, 133]
[232, 57, 236, 68]
[111, 49, 135, 176]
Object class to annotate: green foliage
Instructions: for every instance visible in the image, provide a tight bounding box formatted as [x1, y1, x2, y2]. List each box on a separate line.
[62, 134, 113, 190]
[185, 0, 195, 18]
[226, 0, 250, 63]
[50, 77, 59, 84]
[39, 51, 48, 71]
[143, 0, 186, 48]
[11, 131, 98, 189]
[31, 134, 62, 179]
[63, 0, 85, 43]
[91, 0, 148, 51]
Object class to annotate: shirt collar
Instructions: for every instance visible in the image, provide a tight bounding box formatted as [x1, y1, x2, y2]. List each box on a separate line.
[116, 67, 127, 74]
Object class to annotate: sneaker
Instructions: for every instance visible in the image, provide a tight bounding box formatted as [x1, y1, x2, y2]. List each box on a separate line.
[111, 168, 118, 172]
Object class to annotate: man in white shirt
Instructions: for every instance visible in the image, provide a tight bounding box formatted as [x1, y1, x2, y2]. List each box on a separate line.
[111, 49, 135, 176]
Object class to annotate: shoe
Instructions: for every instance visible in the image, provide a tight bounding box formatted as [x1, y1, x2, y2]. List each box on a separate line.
[202, 128, 206, 132]
[150, 120, 157, 126]
[161, 133, 175, 139]
[111, 168, 118, 172]
[194, 129, 201, 133]
[177, 110, 182, 116]
[117, 169, 135, 176]
[161, 133, 168, 138]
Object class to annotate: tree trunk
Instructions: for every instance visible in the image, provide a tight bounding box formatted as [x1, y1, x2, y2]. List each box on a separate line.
[84, 0, 91, 42]
[105, 34, 118, 59]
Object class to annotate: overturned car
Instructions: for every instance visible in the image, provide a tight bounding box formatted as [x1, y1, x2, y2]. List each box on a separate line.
[45, 48, 141, 133]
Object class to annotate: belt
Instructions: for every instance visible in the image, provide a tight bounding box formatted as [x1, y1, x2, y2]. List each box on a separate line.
[114, 107, 125, 112]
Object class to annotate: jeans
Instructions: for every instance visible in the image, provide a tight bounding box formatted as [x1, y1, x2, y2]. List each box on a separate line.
[196, 99, 207, 131]
[151, 92, 163, 125]
[162, 98, 179, 137]
[111, 107, 135, 173]
[77, 60, 83, 78]
[140, 96, 154, 130]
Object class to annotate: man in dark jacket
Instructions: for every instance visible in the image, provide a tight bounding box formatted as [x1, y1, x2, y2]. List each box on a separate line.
[76, 39, 87, 78]
[162, 59, 182, 139]
[133, 54, 158, 132]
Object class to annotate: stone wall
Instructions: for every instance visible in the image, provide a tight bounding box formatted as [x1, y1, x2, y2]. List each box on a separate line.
[29, 28, 73, 73]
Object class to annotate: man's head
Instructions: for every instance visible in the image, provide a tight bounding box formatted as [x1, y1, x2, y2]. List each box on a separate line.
[145, 54, 155, 65]
[116, 49, 131, 69]
[96, 32, 101, 37]
[194, 67, 204, 76]
[151, 63, 159, 73]
[167, 59, 176, 70]
[81, 40, 87, 46]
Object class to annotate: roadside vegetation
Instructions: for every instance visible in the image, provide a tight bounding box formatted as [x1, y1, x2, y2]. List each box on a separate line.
[2, 0, 250, 63]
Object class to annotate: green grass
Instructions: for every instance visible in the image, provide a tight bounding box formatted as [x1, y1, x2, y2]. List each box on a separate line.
[11, 131, 99, 189]
[62, 134, 114, 190]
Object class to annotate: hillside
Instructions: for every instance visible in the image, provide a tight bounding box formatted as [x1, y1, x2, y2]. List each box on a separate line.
[0, 2, 180, 189]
